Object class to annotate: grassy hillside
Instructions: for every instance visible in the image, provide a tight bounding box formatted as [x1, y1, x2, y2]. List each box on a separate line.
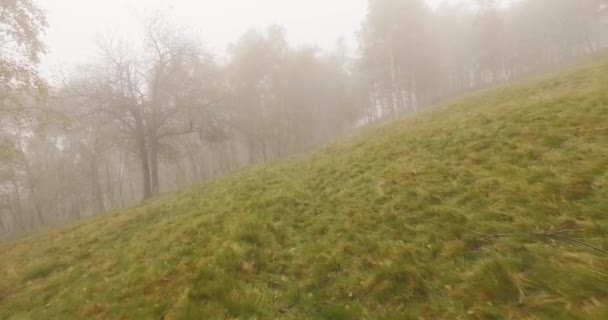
[2, 55, 608, 320]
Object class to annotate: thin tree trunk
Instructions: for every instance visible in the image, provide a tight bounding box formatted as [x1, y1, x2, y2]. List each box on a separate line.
[90, 152, 105, 213]
[105, 161, 116, 210]
[9, 171, 24, 232]
[117, 151, 125, 207]
[22, 160, 45, 226]
[150, 136, 160, 195]
[132, 109, 152, 200]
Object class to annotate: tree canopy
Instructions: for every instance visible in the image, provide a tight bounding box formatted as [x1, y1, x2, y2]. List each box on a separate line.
[0, 0, 47, 112]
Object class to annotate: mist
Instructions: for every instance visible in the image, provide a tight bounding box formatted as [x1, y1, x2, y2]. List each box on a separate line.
[1, 0, 606, 239]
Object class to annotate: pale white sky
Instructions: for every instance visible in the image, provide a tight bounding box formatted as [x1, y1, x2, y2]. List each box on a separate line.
[37, 0, 450, 79]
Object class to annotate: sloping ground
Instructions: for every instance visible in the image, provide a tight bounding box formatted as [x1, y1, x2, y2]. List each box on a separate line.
[1, 55, 608, 320]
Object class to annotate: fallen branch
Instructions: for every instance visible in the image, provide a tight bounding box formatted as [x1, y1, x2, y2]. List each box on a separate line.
[474, 228, 608, 255]
[533, 233, 608, 255]
[583, 206, 608, 219]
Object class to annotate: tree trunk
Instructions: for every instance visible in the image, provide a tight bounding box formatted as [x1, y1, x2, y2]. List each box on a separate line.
[117, 150, 125, 207]
[22, 159, 45, 226]
[149, 136, 160, 195]
[105, 161, 116, 210]
[9, 171, 24, 232]
[132, 109, 152, 200]
[90, 151, 105, 213]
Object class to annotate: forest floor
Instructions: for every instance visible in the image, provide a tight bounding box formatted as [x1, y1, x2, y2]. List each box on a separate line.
[1, 54, 608, 319]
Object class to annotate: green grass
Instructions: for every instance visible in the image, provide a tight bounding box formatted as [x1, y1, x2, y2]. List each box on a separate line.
[2, 54, 608, 319]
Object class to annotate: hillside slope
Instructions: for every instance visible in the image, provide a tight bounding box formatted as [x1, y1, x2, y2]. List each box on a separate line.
[1, 55, 608, 320]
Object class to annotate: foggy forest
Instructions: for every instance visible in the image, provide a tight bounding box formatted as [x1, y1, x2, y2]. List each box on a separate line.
[2, 0, 605, 239]
[2, 0, 608, 319]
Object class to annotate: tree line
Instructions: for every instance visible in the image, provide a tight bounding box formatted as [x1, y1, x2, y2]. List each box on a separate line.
[1, 0, 606, 238]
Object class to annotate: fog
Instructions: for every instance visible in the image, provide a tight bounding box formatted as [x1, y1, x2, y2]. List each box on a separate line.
[38, 0, 369, 77]
[1, 0, 606, 238]
[38, 0, 467, 78]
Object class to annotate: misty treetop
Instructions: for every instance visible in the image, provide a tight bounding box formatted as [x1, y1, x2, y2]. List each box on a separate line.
[358, 0, 604, 119]
[0, 0, 47, 104]
[1, 0, 606, 238]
